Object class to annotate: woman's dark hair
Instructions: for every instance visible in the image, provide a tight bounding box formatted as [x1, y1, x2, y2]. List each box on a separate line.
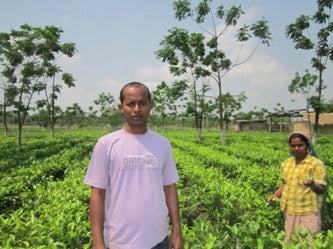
[288, 133, 310, 147]
[288, 132, 322, 159]
[119, 82, 151, 103]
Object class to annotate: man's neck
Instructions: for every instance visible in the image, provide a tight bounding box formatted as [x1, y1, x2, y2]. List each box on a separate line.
[123, 125, 147, 134]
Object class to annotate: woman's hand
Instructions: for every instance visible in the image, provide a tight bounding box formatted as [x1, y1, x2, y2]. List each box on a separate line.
[303, 179, 315, 188]
[267, 194, 280, 204]
[303, 179, 325, 194]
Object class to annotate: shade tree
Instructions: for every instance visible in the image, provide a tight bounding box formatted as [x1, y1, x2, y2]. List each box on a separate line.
[158, 0, 271, 143]
[286, 0, 333, 135]
[0, 24, 76, 146]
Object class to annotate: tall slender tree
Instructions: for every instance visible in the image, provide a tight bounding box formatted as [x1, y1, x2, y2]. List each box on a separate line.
[34, 26, 76, 139]
[0, 80, 9, 136]
[152, 81, 175, 128]
[185, 80, 212, 139]
[288, 70, 319, 133]
[286, 0, 333, 136]
[0, 24, 44, 147]
[170, 80, 189, 127]
[161, 0, 271, 143]
[0, 24, 76, 145]
[155, 28, 213, 139]
[220, 92, 247, 130]
[61, 103, 85, 128]
[93, 92, 116, 126]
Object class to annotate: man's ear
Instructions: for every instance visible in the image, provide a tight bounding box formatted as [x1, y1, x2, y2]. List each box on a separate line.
[118, 104, 123, 114]
[149, 100, 154, 110]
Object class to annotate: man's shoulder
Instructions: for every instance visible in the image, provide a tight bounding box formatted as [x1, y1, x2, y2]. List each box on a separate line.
[97, 129, 124, 144]
[147, 130, 170, 143]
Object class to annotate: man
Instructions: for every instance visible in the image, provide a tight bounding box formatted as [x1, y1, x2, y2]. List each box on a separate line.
[84, 82, 182, 249]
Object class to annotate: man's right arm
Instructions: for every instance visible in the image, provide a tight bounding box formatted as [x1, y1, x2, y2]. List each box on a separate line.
[89, 187, 107, 249]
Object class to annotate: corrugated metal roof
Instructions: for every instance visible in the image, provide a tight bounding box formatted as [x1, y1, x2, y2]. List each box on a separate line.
[266, 109, 306, 118]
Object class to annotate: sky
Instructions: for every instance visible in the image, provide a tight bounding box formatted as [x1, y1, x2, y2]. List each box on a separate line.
[0, 0, 332, 113]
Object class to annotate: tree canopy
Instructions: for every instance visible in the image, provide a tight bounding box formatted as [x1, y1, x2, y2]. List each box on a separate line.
[0, 24, 76, 146]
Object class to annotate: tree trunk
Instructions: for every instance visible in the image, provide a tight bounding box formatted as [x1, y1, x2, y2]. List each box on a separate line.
[50, 123, 55, 139]
[199, 89, 204, 134]
[314, 70, 323, 136]
[3, 103, 8, 136]
[306, 98, 312, 134]
[17, 112, 22, 148]
[196, 127, 202, 141]
[314, 108, 320, 134]
[2, 85, 8, 136]
[193, 81, 201, 141]
[217, 82, 224, 144]
[50, 75, 56, 139]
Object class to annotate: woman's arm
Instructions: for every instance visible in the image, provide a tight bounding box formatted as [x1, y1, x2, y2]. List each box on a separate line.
[303, 179, 326, 194]
[268, 180, 285, 203]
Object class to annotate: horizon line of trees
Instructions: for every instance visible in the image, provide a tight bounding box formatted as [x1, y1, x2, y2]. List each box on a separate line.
[1, 89, 333, 129]
[1, 0, 332, 147]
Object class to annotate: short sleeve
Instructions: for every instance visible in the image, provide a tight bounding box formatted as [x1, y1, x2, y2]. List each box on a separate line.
[280, 159, 288, 182]
[162, 140, 179, 186]
[313, 160, 327, 186]
[84, 139, 110, 189]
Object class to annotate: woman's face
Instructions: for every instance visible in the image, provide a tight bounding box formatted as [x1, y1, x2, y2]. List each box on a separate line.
[289, 137, 309, 160]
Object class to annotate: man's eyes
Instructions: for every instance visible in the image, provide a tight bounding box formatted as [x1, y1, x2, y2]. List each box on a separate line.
[127, 102, 147, 107]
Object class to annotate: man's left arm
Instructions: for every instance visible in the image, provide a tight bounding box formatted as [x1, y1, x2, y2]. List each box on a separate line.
[164, 183, 182, 249]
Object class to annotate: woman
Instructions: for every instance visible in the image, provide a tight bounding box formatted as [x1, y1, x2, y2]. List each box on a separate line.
[268, 131, 327, 243]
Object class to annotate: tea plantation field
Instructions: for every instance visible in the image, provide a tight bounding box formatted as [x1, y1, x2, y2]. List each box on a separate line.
[1, 128, 332, 248]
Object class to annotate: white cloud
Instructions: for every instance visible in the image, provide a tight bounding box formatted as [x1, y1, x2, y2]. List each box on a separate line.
[136, 65, 172, 81]
[242, 6, 263, 21]
[59, 16, 70, 29]
[57, 85, 94, 110]
[97, 77, 123, 99]
[98, 77, 121, 88]
[229, 54, 288, 87]
[135, 64, 176, 90]
[59, 54, 81, 64]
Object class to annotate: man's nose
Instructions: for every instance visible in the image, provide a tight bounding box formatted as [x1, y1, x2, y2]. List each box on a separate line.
[133, 103, 140, 112]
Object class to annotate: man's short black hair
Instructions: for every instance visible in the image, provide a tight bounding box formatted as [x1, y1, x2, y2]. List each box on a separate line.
[119, 82, 151, 103]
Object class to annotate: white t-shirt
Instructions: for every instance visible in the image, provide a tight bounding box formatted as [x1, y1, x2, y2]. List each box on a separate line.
[84, 129, 179, 249]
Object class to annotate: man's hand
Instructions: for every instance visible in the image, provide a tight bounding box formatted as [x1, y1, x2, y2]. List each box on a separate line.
[93, 244, 107, 249]
[168, 233, 182, 249]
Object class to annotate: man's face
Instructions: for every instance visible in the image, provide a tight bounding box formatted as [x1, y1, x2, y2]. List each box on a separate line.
[119, 85, 153, 132]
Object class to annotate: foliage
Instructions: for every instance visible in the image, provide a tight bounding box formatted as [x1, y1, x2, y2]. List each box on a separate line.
[0, 128, 332, 248]
[60, 103, 85, 128]
[233, 107, 269, 121]
[157, 0, 271, 143]
[286, 0, 333, 134]
[0, 24, 76, 145]
[152, 81, 177, 127]
[92, 92, 117, 126]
